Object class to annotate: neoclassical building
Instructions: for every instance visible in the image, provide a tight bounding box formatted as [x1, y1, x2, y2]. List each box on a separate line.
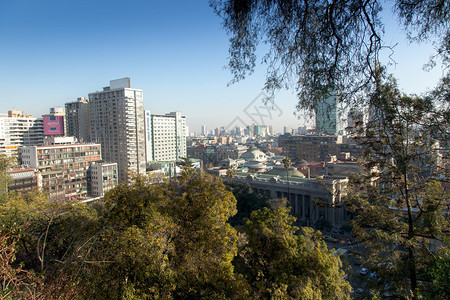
[232, 171, 349, 228]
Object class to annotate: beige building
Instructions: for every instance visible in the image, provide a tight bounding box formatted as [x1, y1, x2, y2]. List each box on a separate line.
[89, 78, 146, 182]
[232, 171, 348, 228]
[8, 167, 38, 194]
[216, 144, 247, 162]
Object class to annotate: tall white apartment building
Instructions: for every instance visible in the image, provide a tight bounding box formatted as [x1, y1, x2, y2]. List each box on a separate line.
[89, 78, 146, 182]
[145, 111, 186, 162]
[65, 97, 90, 142]
[0, 111, 44, 157]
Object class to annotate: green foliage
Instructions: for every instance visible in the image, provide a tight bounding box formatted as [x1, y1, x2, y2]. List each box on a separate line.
[177, 157, 194, 169]
[225, 181, 270, 226]
[104, 174, 168, 228]
[226, 164, 236, 183]
[0, 154, 14, 194]
[81, 170, 247, 299]
[236, 205, 351, 299]
[166, 169, 244, 298]
[0, 226, 42, 299]
[2, 169, 353, 299]
[0, 190, 100, 298]
[428, 245, 450, 298]
[282, 157, 291, 170]
[346, 70, 449, 298]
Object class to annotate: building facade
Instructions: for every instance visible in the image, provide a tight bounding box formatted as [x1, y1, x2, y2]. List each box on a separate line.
[279, 134, 343, 162]
[145, 111, 187, 162]
[20, 143, 102, 201]
[65, 97, 90, 142]
[89, 162, 118, 197]
[43, 107, 66, 136]
[0, 111, 44, 157]
[89, 78, 146, 182]
[215, 144, 248, 162]
[8, 167, 38, 194]
[315, 91, 345, 135]
[201, 125, 207, 136]
[232, 173, 348, 228]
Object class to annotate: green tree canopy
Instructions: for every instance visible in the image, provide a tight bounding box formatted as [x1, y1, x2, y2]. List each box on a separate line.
[80, 170, 247, 299]
[225, 181, 270, 226]
[346, 70, 449, 299]
[1, 169, 357, 299]
[236, 203, 351, 299]
[0, 154, 14, 194]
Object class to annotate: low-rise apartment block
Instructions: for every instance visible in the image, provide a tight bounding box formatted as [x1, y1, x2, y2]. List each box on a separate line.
[20, 143, 102, 201]
[8, 167, 38, 194]
[89, 162, 118, 197]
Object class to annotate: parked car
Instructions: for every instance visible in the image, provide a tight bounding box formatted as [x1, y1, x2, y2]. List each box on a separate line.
[369, 271, 378, 280]
[360, 267, 369, 276]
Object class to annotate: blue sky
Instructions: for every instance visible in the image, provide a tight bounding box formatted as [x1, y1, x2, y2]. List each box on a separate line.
[0, 0, 445, 133]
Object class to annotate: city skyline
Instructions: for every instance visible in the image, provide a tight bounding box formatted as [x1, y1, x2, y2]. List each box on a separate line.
[0, 0, 445, 133]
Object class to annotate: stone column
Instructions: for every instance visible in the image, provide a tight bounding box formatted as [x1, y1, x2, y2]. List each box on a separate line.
[329, 201, 335, 227]
[301, 194, 305, 220]
[315, 204, 319, 224]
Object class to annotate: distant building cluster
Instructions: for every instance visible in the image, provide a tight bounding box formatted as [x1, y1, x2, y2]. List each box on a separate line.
[3, 83, 371, 230]
[184, 90, 369, 230]
[201, 141, 360, 229]
[2, 77, 187, 201]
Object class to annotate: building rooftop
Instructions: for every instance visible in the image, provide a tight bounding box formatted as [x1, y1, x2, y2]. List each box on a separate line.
[265, 165, 306, 178]
[234, 172, 339, 186]
[23, 143, 101, 149]
[9, 167, 35, 174]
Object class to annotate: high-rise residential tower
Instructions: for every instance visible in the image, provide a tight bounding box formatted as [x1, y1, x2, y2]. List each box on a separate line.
[201, 125, 207, 136]
[65, 97, 90, 142]
[89, 78, 146, 182]
[145, 111, 187, 162]
[315, 90, 344, 135]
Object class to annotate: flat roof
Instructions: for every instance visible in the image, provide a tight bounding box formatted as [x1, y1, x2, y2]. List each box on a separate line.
[9, 167, 35, 173]
[22, 143, 101, 149]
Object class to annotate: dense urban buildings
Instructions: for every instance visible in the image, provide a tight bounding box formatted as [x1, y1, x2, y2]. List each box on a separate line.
[20, 142, 102, 201]
[3, 77, 189, 199]
[279, 134, 343, 162]
[89, 78, 146, 182]
[0, 111, 44, 157]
